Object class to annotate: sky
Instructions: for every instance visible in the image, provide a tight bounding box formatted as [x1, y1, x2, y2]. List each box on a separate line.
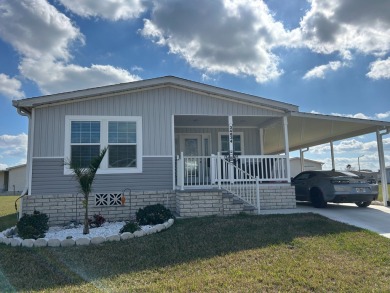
[0, 0, 389, 171]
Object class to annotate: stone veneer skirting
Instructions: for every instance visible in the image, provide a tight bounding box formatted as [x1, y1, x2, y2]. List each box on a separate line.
[22, 190, 176, 226]
[22, 184, 295, 226]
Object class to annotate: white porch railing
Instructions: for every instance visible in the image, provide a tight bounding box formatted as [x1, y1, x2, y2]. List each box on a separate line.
[218, 157, 261, 214]
[177, 153, 288, 187]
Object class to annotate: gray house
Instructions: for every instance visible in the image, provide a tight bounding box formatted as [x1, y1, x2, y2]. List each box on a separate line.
[13, 76, 390, 225]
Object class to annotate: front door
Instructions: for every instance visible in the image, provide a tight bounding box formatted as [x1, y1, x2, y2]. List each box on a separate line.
[181, 135, 202, 181]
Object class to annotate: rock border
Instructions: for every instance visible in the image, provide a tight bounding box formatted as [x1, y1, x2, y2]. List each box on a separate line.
[0, 219, 174, 248]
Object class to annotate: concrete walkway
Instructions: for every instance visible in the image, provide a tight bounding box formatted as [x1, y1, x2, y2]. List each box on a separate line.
[260, 202, 390, 239]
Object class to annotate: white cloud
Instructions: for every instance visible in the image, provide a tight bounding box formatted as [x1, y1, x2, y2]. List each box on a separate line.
[58, 0, 146, 21]
[0, 134, 28, 165]
[303, 61, 344, 79]
[141, 0, 297, 83]
[298, 0, 390, 56]
[306, 137, 390, 170]
[376, 111, 390, 120]
[0, 74, 25, 99]
[0, 0, 141, 95]
[366, 58, 390, 80]
[19, 58, 140, 94]
[0, 0, 83, 61]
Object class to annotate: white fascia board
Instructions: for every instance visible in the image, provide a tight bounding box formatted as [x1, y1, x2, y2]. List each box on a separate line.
[292, 111, 390, 128]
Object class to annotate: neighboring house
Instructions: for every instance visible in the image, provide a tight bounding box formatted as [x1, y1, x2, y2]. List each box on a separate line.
[290, 158, 323, 178]
[13, 76, 390, 225]
[0, 170, 6, 192]
[0, 164, 26, 194]
[385, 167, 390, 184]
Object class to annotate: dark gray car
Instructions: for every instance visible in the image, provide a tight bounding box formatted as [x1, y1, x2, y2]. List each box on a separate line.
[291, 170, 378, 208]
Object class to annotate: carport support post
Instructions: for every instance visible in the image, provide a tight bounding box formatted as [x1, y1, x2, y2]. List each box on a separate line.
[330, 140, 335, 170]
[376, 129, 389, 206]
[283, 116, 291, 182]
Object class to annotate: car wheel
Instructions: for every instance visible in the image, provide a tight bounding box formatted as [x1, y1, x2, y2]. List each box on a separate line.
[355, 201, 371, 208]
[310, 189, 327, 208]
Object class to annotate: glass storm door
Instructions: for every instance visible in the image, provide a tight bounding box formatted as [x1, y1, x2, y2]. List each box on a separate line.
[183, 136, 201, 180]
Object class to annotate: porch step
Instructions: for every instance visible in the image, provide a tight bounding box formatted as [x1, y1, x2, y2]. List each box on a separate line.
[222, 190, 256, 215]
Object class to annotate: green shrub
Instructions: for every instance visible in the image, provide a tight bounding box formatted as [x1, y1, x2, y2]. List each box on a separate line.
[119, 221, 140, 233]
[16, 210, 49, 240]
[89, 214, 106, 228]
[136, 204, 174, 225]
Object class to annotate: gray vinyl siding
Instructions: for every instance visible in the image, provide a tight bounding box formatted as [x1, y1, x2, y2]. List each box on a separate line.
[33, 87, 282, 157]
[31, 157, 172, 195]
[175, 127, 260, 155]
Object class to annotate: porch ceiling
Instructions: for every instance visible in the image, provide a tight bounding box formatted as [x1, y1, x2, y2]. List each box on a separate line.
[174, 115, 275, 128]
[264, 112, 390, 154]
[174, 113, 390, 155]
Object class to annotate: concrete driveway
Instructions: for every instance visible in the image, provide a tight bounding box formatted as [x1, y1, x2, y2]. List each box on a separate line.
[260, 202, 390, 239]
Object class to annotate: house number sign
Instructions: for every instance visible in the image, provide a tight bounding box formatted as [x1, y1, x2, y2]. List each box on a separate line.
[228, 116, 234, 161]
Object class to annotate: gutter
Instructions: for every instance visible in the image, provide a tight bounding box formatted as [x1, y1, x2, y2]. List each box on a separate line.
[15, 107, 32, 219]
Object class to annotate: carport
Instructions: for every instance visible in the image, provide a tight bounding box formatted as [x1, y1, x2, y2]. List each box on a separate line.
[260, 112, 390, 206]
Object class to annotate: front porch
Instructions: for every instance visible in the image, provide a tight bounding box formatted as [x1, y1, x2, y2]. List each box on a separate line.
[174, 114, 292, 213]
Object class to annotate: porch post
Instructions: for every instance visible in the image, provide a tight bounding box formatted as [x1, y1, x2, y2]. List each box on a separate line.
[217, 152, 222, 189]
[259, 128, 264, 155]
[376, 129, 389, 206]
[283, 116, 291, 182]
[330, 140, 335, 170]
[180, 152, 185, 191]
[228, 116, 234, 159]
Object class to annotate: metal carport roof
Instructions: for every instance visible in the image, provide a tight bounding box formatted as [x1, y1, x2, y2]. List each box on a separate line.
[263, 112, 390, 154]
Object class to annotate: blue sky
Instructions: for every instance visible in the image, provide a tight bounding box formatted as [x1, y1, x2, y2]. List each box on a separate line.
[0, 0, 389, 171]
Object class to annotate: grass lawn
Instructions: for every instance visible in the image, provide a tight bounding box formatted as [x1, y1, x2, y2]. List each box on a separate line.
[0, 195, 18, 232]
[378, 184, 390, 202]
[1, 198, 390, 292]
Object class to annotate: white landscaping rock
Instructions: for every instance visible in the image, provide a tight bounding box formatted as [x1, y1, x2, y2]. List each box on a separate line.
[120, 232, 134, 240]
[155, 224, 165, 232]
[148, 227, 158, 234]
[48, 239, 61, 247]
[76, 238, 90, 246]
[0, 237, 4, 244]
[90, 236, 106, 245]
[10, 238, 21, 247]
[61, 239, 75, 247]
[168, 219, 174, 225]
[133, 230, 145, 237]
[106, 235, 120, 242]
[3, 238, 11, 245]
[22, 239, 35, 248]
[34, 238, 48, 247]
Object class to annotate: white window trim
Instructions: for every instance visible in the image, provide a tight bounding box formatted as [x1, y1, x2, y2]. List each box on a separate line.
[218, 132, 244, 155]
[64, 115, 143, 175]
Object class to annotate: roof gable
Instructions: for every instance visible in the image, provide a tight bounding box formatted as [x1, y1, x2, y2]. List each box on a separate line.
[13, 76, 298, 113]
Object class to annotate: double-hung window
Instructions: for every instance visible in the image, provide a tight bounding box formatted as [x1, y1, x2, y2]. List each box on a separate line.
[65, 116, 142, 174]
[218, 132, 244, 156]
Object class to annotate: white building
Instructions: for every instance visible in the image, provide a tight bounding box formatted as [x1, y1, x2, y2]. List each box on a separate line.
[0, 164, 26, 194]
[290, 158, 324, 178]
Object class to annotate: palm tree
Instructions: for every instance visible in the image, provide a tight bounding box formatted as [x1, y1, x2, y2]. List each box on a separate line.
[67, 147, 107, 234]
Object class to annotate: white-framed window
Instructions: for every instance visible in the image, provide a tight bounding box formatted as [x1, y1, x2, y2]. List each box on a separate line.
[218, 132, 244, 156]
[64, 116, 142, 175]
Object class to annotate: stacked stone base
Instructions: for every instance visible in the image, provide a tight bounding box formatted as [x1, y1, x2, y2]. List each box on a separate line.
[21, 184, 295, 226]
[21, 190, 176, 226]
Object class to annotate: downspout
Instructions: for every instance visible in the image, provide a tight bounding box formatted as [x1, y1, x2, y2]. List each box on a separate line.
[376, 128, 389, 206]
[299, 148, 309, 172]
[15, 107, 32, 218]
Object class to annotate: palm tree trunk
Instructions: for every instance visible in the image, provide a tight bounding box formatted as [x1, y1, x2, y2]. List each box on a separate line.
[83, 194, 89, 234]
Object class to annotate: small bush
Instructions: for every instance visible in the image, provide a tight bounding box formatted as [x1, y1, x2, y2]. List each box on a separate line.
[119, 221, 140, 233]
[89, 214, 106, 228]
[16, 210, 49, 240]
[136, 204, 174, 225]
